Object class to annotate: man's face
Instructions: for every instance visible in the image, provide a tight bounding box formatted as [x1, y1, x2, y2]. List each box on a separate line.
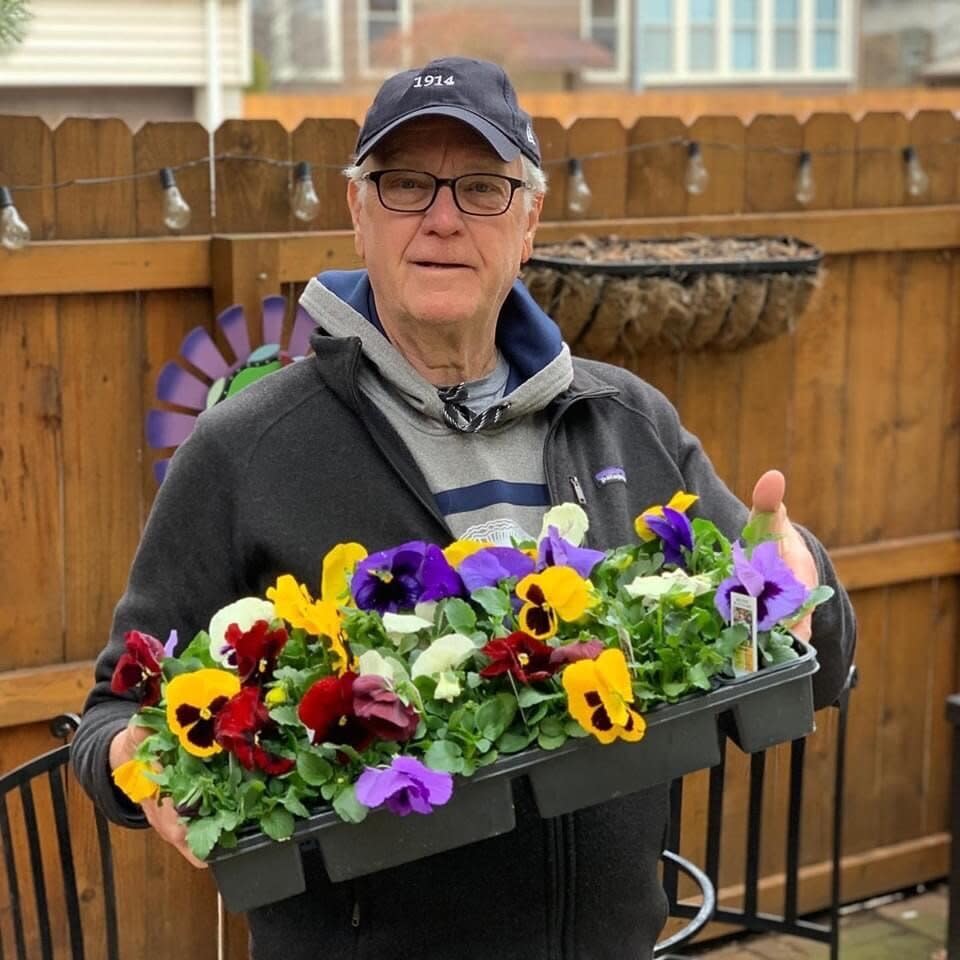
[347, 117, 542, 336]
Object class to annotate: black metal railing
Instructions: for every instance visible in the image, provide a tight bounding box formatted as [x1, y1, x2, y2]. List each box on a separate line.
[663, 665, 857, 958]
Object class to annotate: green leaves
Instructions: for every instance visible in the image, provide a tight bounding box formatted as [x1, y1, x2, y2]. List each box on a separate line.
[186, 817, 223, 860]
[296, 751, 334, 786]
[260, 807, 295, 842]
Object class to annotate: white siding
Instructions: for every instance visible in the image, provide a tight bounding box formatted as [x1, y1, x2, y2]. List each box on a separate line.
[0, 0, 250, 87]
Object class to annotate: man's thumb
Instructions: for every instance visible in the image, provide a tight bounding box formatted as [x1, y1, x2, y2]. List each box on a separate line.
[751, 469, 786, 516]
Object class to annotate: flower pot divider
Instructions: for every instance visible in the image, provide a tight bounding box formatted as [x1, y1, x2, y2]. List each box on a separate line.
[207, 641, 818, 913]
[522, 235, 824, 358]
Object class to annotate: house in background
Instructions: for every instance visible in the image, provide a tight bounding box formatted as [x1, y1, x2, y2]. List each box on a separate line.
[252, 0, 858, 94]
[860, 0, 959, 86]
[0, 0, 251, 130]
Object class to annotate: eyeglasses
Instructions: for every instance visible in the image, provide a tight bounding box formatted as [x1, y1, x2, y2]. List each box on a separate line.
[362, 168, 531, 217]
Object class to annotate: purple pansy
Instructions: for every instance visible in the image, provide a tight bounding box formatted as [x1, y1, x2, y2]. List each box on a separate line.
[457, 547, 536, 592]
[419, 544, 467, 602]
[537, 526, 605, 579]
[351, 542, 429, 613]
[354, 756, 454, 816]
[644, 507, 694, 568]
[351, 542, 466, 612]
[715, 541, 809, 631]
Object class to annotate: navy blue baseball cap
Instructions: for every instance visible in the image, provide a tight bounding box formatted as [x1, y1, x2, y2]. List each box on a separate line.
[355, 57, 541, 167]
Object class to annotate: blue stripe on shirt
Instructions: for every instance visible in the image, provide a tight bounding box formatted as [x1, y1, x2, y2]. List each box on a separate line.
[435, 480, 551, 516]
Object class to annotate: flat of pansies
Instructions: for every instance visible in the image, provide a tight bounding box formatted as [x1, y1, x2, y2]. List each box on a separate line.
[110, 497, 829, 860]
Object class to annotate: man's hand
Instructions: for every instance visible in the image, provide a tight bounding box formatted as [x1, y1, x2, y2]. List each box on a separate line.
[750, 469, 818, 642]
[109, 725, 207, 870]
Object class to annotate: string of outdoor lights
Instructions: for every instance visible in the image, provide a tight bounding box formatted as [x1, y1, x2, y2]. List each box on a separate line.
[2, 134, 958, 251]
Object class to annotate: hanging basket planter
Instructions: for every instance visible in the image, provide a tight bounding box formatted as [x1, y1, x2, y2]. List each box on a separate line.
[522, 235, 824, 358]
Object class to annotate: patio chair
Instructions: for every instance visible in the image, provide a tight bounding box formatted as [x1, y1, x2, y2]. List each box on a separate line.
[0, 713, 118, 960]
[660, 664, 858, 958]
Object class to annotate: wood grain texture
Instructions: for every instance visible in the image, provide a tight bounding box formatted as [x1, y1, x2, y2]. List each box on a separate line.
[564, 119, 627, 221]
[0, 115, 55, 241]
[290, 118, 358, 231]
[532, 117, 567, 224]
[134, 121, 213, 237]
[213, 119, 291, 234]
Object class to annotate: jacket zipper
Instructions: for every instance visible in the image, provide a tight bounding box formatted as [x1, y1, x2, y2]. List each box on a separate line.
[568, 475, 586, 505]
[542, 387, 615, 508]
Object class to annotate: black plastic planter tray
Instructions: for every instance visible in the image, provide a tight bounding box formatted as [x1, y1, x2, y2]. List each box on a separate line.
[208, 641, 817, 912]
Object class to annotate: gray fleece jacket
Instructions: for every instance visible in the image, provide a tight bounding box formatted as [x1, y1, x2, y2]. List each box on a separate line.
[71, 272, 855, 960]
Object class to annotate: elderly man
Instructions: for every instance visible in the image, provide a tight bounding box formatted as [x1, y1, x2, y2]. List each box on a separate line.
[73, 57, 854, 960]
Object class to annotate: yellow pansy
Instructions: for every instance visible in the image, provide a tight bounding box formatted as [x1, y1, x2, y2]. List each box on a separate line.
[165, 669, 241, 758]
[321, 542, 367, 606]
[267, 574, 349, 671]
[634, 491, 699, 542]
[562, 649, 647, 744]
[516, 567, 597, 640]
[112, 757, 160, 804]
[442, 539, 494, 568]
[264, 686, 287, 706]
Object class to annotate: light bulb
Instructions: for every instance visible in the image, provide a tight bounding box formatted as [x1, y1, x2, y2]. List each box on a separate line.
[794, 151, 815, 206]
[159, 168, 192, 231]
[902, 146, 929, 198]
[684, 142, 709, 196]
[566, 158, 592, 216]
[0, 187, 30, 251]
[292, 161, 321, 222]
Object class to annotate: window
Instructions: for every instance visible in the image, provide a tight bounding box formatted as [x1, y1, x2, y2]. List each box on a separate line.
[359, 0, 412, 76]
[814, 0, 839, 69]
[582, 0, 629, 82]
[689, 0, 716, 71]
[732, 0, 758, 70]
[257, 0, 342, 84]
[642, 0, 675, 74]
[583, 0, 850, 85]
[774, 0, 799, 70]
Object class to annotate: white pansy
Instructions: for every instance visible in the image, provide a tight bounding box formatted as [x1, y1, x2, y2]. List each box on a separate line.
[662, 569, 714, 595]
[410, 633, 475, 680]
[414, 600, 438, 622]
[625, 569, 713, 601]
[538, 503, 590, 546]
[434, 671, 462, 702]
[624, 575, 677, 600]
[208, 597, 275, 662]
[382, 612, 434, 642]
[357, 649, 409, 686]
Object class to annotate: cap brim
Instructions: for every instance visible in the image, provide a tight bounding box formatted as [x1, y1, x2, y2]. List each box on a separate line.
[356, 106, 523, 164]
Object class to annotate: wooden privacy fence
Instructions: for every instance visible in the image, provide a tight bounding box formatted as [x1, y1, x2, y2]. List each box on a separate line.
[1, 110, 959, 959]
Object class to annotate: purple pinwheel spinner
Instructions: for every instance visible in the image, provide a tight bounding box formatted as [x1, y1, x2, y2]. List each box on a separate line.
[147, 297, 316, 483]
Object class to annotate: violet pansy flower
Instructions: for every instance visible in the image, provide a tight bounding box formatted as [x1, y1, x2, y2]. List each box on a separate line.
[419, 544, 466, 602]
[355, 756, 453, 816]
[715, 541, 809, 631]
[644, 507, 694, 568]
[457, 547, 535, 592]
[537, 526, 605, 579]
[351, 542, 428, 613]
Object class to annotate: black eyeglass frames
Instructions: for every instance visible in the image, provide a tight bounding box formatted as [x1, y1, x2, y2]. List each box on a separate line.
[361, 169, 531, 216]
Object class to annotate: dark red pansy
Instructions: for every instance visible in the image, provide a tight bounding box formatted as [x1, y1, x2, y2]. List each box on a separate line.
[215, 687, 295, 775]
[480, 631, 557, 684]
[110, 630, 167, 706]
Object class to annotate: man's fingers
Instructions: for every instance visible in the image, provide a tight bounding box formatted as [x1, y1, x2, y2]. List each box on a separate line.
[142, 797, 208, 869]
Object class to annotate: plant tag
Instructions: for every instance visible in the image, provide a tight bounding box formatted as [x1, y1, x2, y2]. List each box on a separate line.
[730, 592, 758, 677]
